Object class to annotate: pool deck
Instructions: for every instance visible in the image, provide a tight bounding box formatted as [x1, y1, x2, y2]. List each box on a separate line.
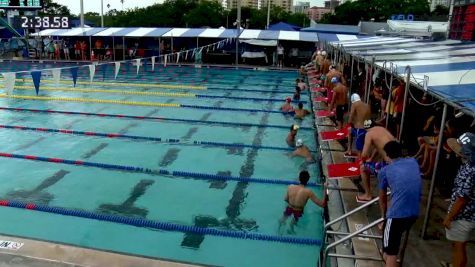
[311, 79, 475, 266]
[0, 234, 212, 267]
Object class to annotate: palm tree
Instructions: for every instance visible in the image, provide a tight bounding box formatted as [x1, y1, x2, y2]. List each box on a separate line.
[120, 0, 124, 10]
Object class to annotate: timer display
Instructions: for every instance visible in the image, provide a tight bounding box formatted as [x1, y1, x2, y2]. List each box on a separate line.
[17, 16, 70, 29]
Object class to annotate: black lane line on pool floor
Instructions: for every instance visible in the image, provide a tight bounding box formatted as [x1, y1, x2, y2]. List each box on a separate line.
[6, 170, 70, 205]
[181, 91, 275, 248]
[96, 179, 155, 218]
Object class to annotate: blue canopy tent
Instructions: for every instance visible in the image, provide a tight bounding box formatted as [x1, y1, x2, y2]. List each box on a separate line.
[330, 36, 475, 240]
[268, 22, 301, 31]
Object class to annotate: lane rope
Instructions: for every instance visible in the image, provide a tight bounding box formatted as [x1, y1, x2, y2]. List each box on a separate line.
[0, 200, 321, 246]
[0, 107, 314, 130]
[15, 79, 207, 90]
[0, 124, 317, 152]
[0, 152, 320, 187]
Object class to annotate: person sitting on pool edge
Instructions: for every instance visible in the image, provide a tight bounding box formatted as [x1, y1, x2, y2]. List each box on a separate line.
[295, 103, 311, 120]
[287, 124, 299, 147]
[296, 78, 308, 91]
[281, 97, 295, 115]
[291, 139, 314, 162]
[279, 170, 327, 233]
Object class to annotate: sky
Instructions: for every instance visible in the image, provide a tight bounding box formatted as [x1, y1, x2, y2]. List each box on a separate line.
[55, 0, 325, 15]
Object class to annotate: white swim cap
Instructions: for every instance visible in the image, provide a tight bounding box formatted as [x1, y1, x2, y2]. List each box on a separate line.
[351, 93, 361, 103]
[317, 51, 321, 55]
[296, 139, 303, 147]
[321, 51, 327, 56]
[331, 77, 339, 84]
[364, 119, 374, 129]
[329, 65, 335, 70]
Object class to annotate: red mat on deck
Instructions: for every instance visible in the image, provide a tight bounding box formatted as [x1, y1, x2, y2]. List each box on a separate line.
[314, 96, 328, 103]
[320, 128, 348, 141]
[315, 110, 335, 118]
[327, 162, 360, 179]
[311, 87, 327, 93]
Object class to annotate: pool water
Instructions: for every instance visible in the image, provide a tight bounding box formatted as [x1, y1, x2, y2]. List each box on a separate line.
[0, 62, 323, 267]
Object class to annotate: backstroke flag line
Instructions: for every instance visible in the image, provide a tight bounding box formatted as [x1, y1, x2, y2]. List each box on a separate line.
[114, 62, 121, 79]
[52, 68, 61, 85]
[88, 64, 96, 83]
[70, 67, 78, 87]
[31, 71, 42, 95]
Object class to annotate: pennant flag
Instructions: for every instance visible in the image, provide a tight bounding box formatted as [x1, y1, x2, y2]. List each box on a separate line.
[2, 72, 16, 95]
[191, 48, 196, 59]
[70, 67, 78, 87]
[151, 56, 156, 71]
[176, 52, 180, 63]
[164, 55, 167, 67]
[185, 50, 189, 60]
[88, 64, 96, 83]
[135, 58, 141, 75]
[52, 68, 61, 84]
[102, 64, 108, 81]
[114, 62, 121, 79]
[31, 71, 42, 95]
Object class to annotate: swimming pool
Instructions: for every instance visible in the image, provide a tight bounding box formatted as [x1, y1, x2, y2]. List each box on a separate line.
[0, 61, 324, 267]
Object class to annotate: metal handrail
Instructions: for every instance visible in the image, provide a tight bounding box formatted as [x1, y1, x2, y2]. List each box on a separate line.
[326, 230, 382, 240]
[322, 217, 385, 267]
[324, 195, 383, 230]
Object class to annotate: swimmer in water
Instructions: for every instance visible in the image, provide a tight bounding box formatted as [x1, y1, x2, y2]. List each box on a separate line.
[279, 170, 327, 233]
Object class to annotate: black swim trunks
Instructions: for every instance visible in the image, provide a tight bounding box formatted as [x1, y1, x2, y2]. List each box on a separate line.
[335, 105, 347, 122]
[383, 217, 417, 255]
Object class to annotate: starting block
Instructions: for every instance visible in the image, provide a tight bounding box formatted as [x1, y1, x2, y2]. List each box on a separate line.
[327, 162, 360, 179]
[314, 96, 328, 103]
[310, 79, 322, 85]
[315, 110, 335, 118]
[320, 128, 349, 141]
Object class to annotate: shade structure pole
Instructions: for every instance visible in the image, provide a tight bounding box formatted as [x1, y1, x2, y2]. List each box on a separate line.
[421, 103, 448, 238]
[235, 0, 241, 66]
[122, 37, 125, 60]
[398, 66, 411, 142]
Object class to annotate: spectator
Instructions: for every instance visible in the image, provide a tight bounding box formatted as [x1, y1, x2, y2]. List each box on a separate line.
[378, 141, 421, 267]
[277, 43, 284, 68]
[443, 133, 475, 267]
[74, 40, 81, 60]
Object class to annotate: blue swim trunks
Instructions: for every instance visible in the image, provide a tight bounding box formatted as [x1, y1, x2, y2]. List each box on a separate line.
[351, 128, 367, 151]
[364, 161, 388, 176]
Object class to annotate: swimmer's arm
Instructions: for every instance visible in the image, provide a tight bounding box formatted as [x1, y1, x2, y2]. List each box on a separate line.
[379, 188, 387, 218]
[309, 191, 326, 208]
[348, 105, 355, 125]
[361, 134, 372, 159]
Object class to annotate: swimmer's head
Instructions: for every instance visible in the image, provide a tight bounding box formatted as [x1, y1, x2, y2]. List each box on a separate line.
[364, 119, 374, 129]
[317, 51, 321, 55]
[296, 139, 304, 147]
[299, 170, 310, 185]
[286, 97, 292, 103]
[329, 65, 335, 71]
[291, 124, 300, 132]
[298, 102, 303, 109]
[351, 93, 361, 103]
[331, 77, 339, 84]
[321, 51, 327, 56]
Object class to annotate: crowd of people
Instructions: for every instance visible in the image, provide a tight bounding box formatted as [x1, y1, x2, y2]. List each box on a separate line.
[288, 48, 475, 267]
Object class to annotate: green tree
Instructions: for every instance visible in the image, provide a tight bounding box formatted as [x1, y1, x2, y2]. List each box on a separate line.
[320, 0, 430, 25]
[39, 0, 71, 16]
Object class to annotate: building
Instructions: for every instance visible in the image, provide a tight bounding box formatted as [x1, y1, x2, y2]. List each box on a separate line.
[226, 0, 258, 9]
[324, 0, 340, 9]
[260, 0, 294, 12]
[307, 6, 332, 21]
[430, 0, 450, 11]
[450, 0, 475, 41]
[292, 1, 310, 13]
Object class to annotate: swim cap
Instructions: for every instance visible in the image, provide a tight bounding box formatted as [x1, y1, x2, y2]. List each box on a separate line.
[364, 119, 374, 129]
[317, 51, 321, 55]
[329, 65, 335, 70]
[296, 139, 303, 147]
[286, 97, 292, 103]
[331, 77, 339, 84]
[292, 124, 300, 131]
[351, 93, 361, 103]
[448, 132, 475, 162]
[321, 51, 327, 56]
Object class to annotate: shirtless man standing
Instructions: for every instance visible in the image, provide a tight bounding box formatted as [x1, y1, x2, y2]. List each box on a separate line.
[357, 122, 396, 202]
[320, 52, 331, 76]
[287, 124, 299, 147]
[347, 93, 371, 156]
[295, 103, 311, 119]
[280, 170, 327, 232]
[328, 77, 348, 130]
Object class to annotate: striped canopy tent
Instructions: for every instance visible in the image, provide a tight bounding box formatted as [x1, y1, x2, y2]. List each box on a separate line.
[329, 36, 475, 239]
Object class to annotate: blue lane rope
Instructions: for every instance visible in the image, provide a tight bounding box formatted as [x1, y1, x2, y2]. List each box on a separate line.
[0, 124, 317, 152]
[180, 104, 284, 114]
[0, 200, 321, 246]
[0, 107, 314, 131]
[195, 94, 305, 104]
[0, 152, 321, 187]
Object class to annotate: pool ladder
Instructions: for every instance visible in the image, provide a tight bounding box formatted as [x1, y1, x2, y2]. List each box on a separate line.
[321, 194, 395, 267]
